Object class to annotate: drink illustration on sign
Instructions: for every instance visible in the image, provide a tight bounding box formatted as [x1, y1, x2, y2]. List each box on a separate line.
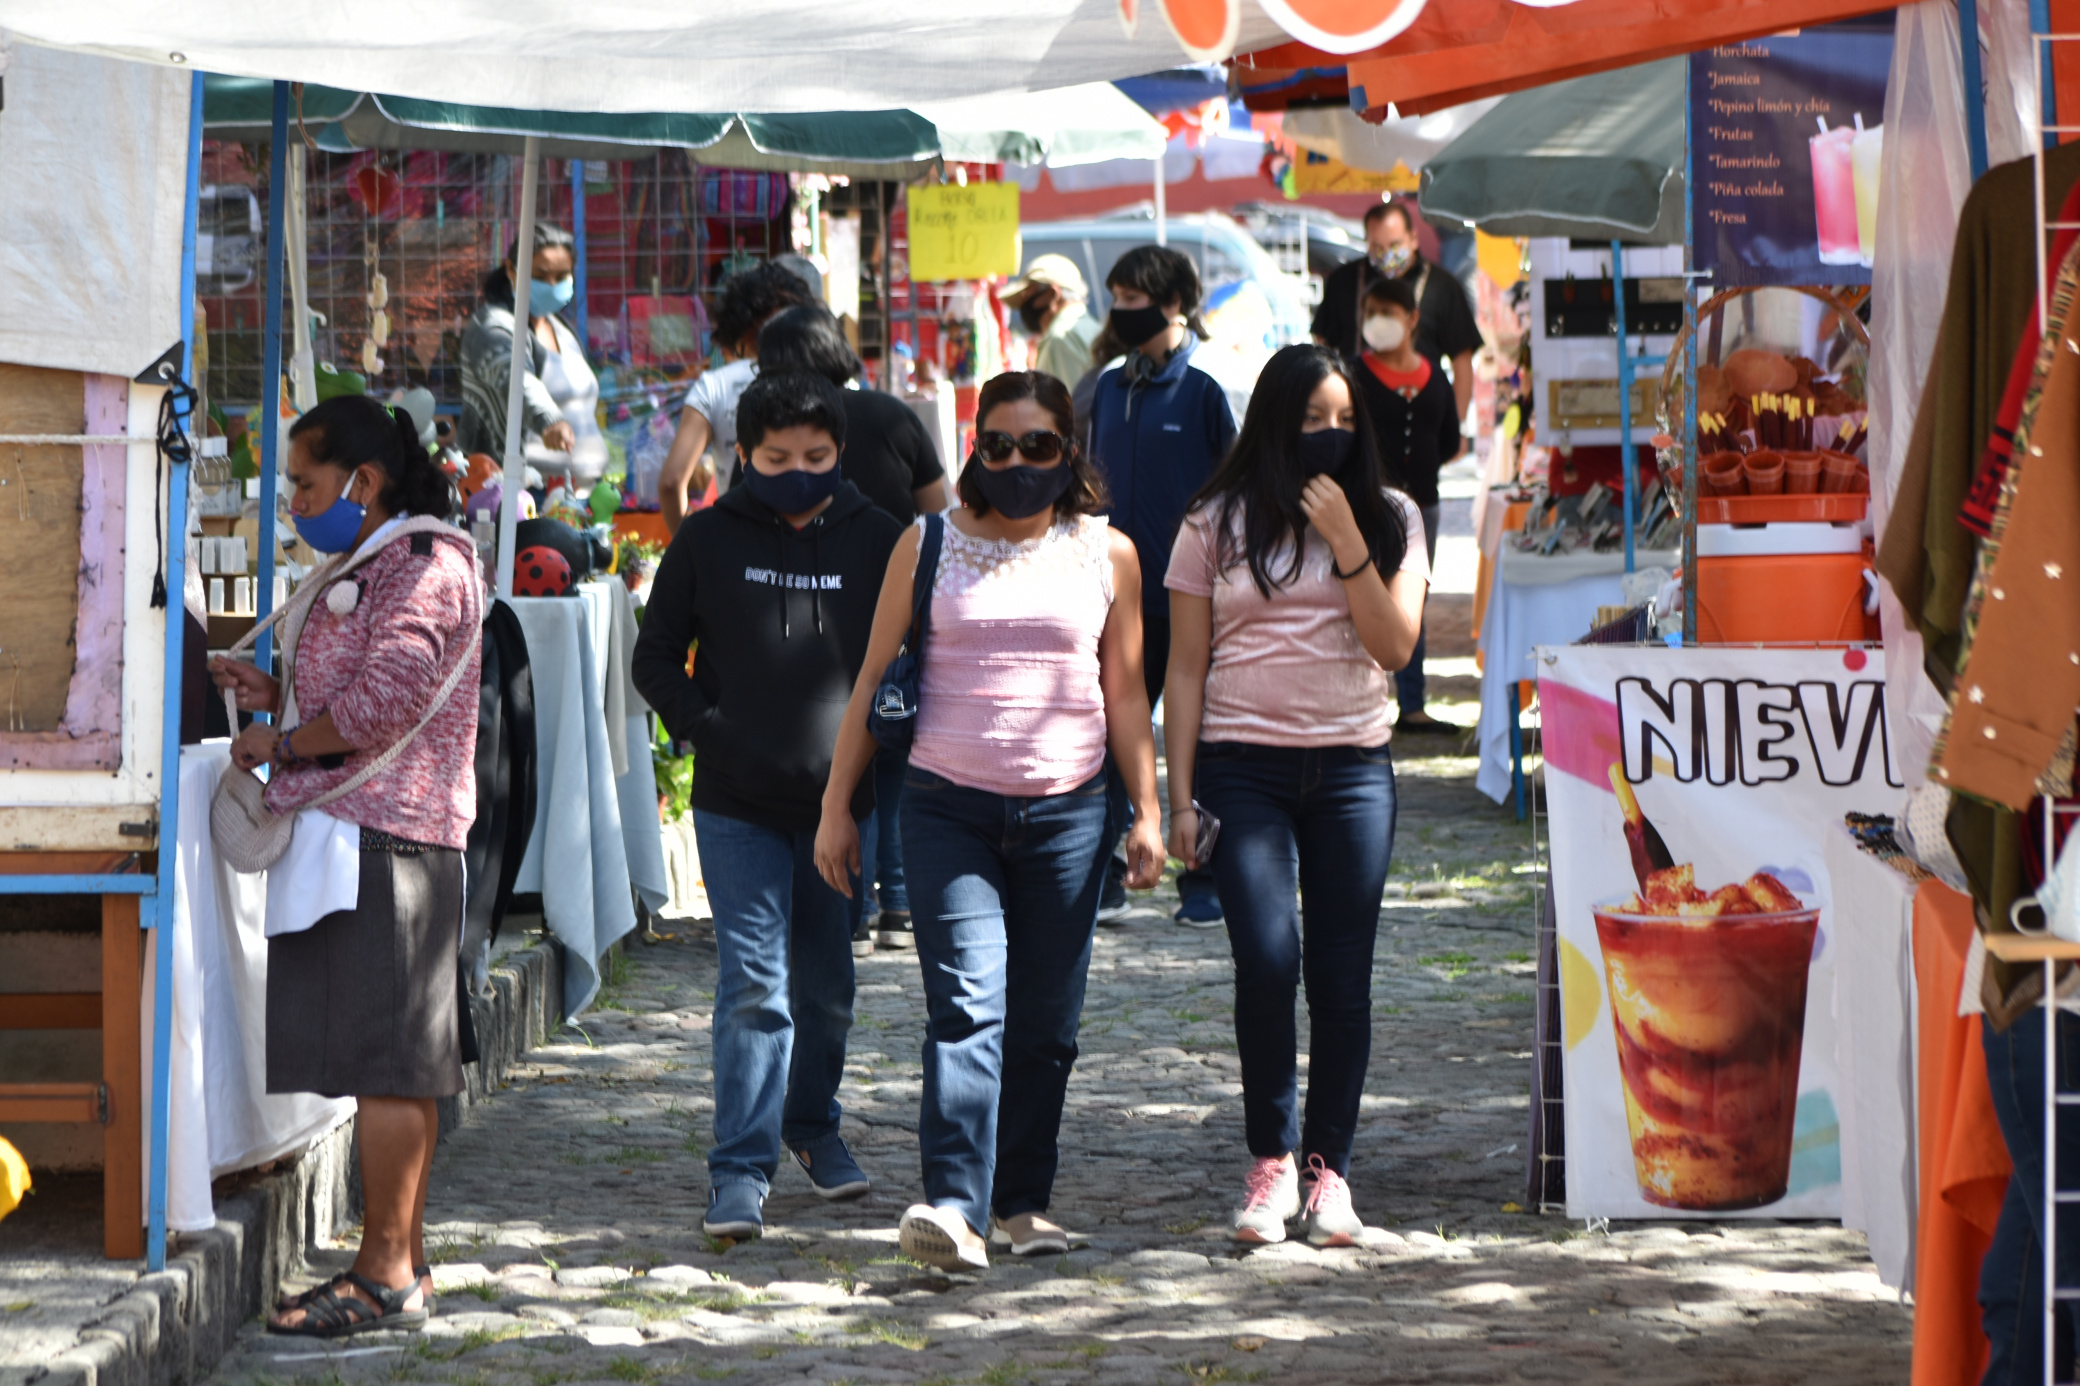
[1812, 115, 1881, 268]
[1595, 765, 1820, 1211]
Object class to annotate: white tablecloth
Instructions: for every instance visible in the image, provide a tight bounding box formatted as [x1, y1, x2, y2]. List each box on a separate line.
[1825, 822, 1919, 1292]
[509, 581, 668, 1018]
[1474, 547, 1675, 804]
[152, 746, 353, 1233]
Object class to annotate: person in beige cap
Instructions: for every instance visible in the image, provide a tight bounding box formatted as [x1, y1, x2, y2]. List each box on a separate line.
[1006, 254, 1102, 389]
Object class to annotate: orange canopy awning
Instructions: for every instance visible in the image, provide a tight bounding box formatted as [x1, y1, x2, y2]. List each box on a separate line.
[1237, 0, 1899, 117]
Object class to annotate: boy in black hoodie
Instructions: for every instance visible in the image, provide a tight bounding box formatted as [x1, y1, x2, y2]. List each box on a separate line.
[633, 370, 901, 1239]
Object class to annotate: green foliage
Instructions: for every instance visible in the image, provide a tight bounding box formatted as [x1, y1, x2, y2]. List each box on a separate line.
[654, 720, 695, 824]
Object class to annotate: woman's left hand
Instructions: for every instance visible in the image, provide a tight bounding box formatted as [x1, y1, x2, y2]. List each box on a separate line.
[1300, 474, 1367, 571]
[1122, 816, 1165, 890]
[230, 724, 279, 773]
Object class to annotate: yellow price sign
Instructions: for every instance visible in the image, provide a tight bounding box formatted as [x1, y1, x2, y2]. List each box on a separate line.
[907, 183, 1021, 282]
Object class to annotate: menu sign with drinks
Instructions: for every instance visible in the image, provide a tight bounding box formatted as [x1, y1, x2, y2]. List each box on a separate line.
[1538, 645, 1903, 1219]
[1690, 15, 1894, 287]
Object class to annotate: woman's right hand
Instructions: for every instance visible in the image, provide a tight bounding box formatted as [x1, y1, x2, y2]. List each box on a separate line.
[542, 420, 577, 455]
[209, 656, 280, 715]
[813, 806, 860, 899]
[1169, 805, 1200, 872]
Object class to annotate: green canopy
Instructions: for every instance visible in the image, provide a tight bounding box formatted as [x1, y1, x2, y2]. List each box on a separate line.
[1418, 58, 1685, 245]
[201, 76, 942, 178]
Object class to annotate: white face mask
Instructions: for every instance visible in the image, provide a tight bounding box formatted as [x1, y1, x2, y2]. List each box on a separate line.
[1362, 314, 1407, 353]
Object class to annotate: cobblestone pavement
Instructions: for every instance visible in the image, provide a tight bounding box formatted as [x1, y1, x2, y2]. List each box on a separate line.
[203, 744, 1912, 1386]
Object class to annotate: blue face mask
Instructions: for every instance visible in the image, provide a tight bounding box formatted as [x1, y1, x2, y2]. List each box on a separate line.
[742, 458, 843, 516]
[294, 490, 368, 554]
[528, 275, 574, 318]
[293, 472, 370, 553]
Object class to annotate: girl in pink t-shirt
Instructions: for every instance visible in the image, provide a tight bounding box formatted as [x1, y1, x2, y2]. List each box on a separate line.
[1163, 343, 1429, 1250]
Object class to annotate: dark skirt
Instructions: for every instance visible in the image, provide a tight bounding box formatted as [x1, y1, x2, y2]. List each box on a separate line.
[267, 841, 466, 1099]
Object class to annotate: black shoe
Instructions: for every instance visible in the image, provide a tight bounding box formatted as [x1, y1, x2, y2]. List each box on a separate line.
[1096, 856, 1132, 924]
[876, 909, 914, 949]
[852, 912, 876, 958]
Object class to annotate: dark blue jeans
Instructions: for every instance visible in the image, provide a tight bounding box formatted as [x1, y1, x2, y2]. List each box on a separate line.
[1194, 740, 1397, 1177]
[859, 747, 911, 916]
[901, 765, 1116, 1235]
[693, 810, 862, 1192]
[1394, 501, 1441, 717]
[1981, 1007, 2080, 1385]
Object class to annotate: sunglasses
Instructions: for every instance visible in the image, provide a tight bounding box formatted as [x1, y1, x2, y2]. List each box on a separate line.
[974, 429, 1067, 464]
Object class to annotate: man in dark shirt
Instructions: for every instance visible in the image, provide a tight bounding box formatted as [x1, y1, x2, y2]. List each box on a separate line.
[1312, 200, 1481, 430]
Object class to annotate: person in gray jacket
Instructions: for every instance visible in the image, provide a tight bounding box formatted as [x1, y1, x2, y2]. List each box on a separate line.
[459, 225, 580, 460]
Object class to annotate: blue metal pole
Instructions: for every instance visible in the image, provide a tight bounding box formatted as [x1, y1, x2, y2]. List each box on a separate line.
[146, 68, 207, 1274]
[1612, 241, 1635, 574]
[1961, 0, 1992, 179]
[255, 82, 289, 687]
[2031, 0, 2056, 150]
[1683, 63, 1700, 646]
[571, 159, 589, 353]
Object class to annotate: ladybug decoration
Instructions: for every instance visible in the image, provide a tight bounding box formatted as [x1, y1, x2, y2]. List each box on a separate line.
[513, 544, 574, 598]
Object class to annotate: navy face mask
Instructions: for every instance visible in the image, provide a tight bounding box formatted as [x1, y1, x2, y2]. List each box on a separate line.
[967, 456, 1075, 519]
[743, 459, 843, 515]
[1298, 427, 1358, 478]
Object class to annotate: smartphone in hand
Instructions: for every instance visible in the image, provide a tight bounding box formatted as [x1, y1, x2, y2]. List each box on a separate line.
[1191, 800, 1221, 865]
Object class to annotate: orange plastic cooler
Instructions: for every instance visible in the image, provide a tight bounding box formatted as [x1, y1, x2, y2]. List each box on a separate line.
[1694, 521, 1878, 644]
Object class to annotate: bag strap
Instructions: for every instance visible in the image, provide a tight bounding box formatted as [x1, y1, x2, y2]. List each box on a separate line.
[903, 512, 944, 656]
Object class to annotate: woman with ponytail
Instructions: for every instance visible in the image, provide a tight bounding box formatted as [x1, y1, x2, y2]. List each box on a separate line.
[209, 393, 482, 1338]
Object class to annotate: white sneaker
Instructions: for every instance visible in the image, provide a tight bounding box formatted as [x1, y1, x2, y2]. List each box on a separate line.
[988, 1213, 1071, 1257]
[900, 1203, 988, 1271]
[1299, 1154, 1363, 1247]
[1232, 1155, 1300, 1244]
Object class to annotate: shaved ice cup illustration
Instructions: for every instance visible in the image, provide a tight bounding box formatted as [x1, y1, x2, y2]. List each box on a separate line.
[1592, 883, 1819, 1210]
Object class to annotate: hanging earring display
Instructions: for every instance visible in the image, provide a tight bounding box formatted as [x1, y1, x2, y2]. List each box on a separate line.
[370, 308, 391, 348]
[368, 271, 389, 310]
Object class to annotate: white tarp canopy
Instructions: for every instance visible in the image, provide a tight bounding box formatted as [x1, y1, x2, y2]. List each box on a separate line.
[921, 82, 1169, 169]
[0, 1, 1288, 114]
[0, 38, 189, 379]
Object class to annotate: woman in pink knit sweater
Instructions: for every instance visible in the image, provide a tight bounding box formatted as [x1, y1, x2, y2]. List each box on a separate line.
[211, 395, 481, 1337]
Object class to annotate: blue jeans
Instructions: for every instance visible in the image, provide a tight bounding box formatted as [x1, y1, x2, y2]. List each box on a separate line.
[901, 765, 1116, 1235]
[859, 747, 911, 917]
[1981, 1007, 2080, 1385]
[1395, 502, 1441, 716]
[693, 810, 862, 1192]
[1194, 741, 1397, 1176]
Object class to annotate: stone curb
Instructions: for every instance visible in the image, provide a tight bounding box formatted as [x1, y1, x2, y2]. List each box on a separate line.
[21, 933, 569, 1386]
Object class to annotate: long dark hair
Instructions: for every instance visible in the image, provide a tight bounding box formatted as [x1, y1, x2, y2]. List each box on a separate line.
[1192, 343, 1407, 598]
[289, 395, 456, 518]
[957, 371, 1110, 520]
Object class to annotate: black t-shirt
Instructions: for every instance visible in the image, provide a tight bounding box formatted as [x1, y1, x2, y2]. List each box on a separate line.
[839, 388, 944, 525]
[1354, 354, 1462, 510]
[1311, 255, 1483, 367]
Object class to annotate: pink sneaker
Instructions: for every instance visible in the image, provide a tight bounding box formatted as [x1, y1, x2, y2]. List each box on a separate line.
[1232, 1155, 1300, 1243]
[1300, 1154, 1362, 1247]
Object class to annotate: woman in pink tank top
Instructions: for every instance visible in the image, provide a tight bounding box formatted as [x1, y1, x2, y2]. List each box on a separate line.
[816, 372, 1164, 1271]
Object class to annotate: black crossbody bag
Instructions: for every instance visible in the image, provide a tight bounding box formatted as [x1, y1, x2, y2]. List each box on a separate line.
[866, 512, 945, 754]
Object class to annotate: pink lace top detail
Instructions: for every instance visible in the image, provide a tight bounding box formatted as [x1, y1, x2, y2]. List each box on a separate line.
[910, 510, 1115, 797]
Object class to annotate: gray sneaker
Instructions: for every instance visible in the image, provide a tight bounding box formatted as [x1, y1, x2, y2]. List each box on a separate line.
[1232, 1156, 1300, 1244]
[1299, 1155, 1363, 1247]
[703, 1182, 765, 1239]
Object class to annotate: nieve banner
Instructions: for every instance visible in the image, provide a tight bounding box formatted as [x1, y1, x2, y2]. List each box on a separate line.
[1539, 646, 1903, 1220]
[1691, 15, 1895, 287]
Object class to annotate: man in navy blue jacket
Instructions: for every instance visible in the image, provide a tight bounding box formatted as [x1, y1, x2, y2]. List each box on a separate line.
[1087, 245, 1238, 927]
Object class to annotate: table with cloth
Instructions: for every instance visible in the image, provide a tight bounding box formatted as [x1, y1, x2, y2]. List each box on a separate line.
[1825, 823, 1920, 1292]
[508, 579, 669, 1019]
[1474, 546, 1677, 804]
[152, 745, 353, 1233]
